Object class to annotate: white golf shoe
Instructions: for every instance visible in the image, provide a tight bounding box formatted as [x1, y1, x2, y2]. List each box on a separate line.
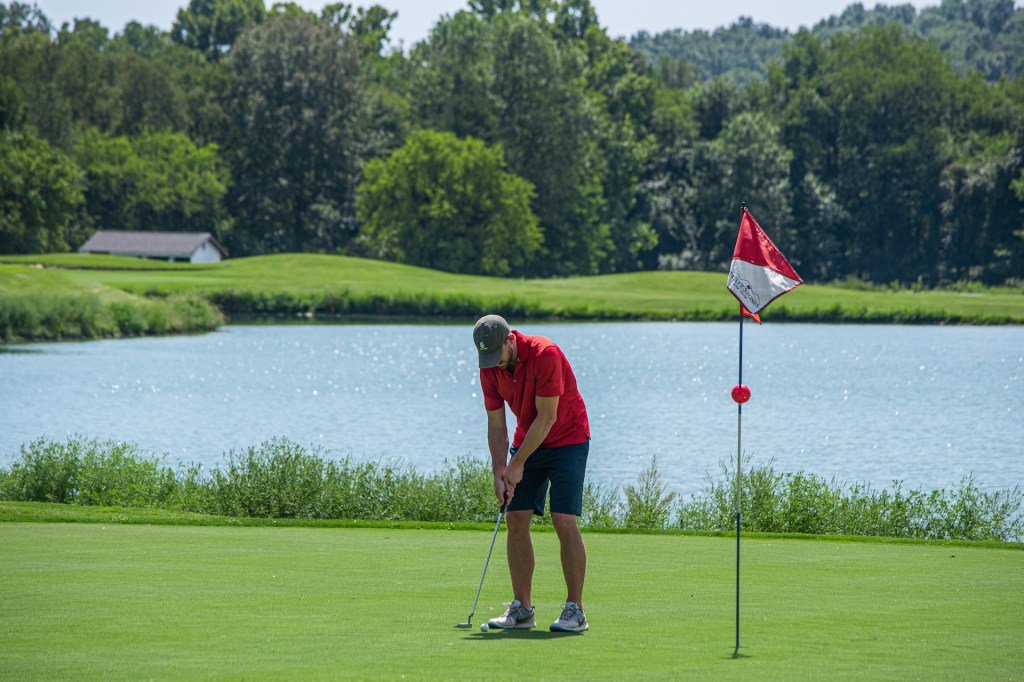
[487, 600, 536, 629]
[550, 602, 588, 632]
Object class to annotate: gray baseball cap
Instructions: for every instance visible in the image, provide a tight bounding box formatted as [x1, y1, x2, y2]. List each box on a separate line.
[473, 315, 510, 368]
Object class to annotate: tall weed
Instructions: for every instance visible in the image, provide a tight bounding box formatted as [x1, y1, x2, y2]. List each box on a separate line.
[622, 456, 677, 529]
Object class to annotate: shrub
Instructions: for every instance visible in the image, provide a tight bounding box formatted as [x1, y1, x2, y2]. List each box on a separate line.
[1, 436, 176, 507]
[1, 437, 81, 503]
[209, 438, 341, 518]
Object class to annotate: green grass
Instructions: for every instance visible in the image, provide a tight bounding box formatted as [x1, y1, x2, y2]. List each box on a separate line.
[2, 253, 1022, 324]
[1, 517, 1021, 680]
[0, 263, 224, 342]
[0, 263, 136, 299]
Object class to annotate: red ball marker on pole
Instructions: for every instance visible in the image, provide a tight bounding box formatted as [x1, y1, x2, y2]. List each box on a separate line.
[731, 384, 751, 405]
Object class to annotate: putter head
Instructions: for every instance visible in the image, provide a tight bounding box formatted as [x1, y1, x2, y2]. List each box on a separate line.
[454, 622, 472, 629]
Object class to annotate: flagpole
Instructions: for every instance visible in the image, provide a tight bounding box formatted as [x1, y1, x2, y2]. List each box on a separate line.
[734, 201, 746, 658]
[727, 201, 802, 659]
[735, 308, 744, 656]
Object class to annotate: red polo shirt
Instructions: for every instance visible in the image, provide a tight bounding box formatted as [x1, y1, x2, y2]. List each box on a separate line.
[480, 330, 590, 448]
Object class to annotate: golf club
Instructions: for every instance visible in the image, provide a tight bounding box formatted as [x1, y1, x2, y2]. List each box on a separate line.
[454, 504, 506, 629]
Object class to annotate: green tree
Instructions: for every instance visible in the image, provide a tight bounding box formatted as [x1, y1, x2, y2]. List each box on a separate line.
[52, 44, 191, 137]
[575, 24, 659, 271]
[766, 25, 967, 283]
[629, 17, 791, 85]
[73, 128, 228, 236]
[0, 1, 52, 35]
[0, 31, 75, 147]
[0, 129, 83, 253]
[634, 87, 697, 269]
[356, 130, 542, 276]
[940, 131, 1023, 283]
[412, 12, 498, 143]
[413, 10, 608, 275]
[824, 26, 958, 284]
[223, 12, 366, 254]
[0, 75, 25, 130]
[172, 0, 265, 61]
[763, 29, 848, 281]
[56, 18, 109, 50]
[109, 21, 209, 69]
[663, 111, 793, 272]
[107, 24, 232, 147]
[321, 3, 409, 162]
[321, 3, 397, 59]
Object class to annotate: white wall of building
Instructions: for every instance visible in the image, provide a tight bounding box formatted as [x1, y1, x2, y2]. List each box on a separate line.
[189, 240, 223, 264]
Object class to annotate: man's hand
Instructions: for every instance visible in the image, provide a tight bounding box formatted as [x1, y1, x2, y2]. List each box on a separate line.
[503, 456, 524, 502]
[493, 475, 509, 506]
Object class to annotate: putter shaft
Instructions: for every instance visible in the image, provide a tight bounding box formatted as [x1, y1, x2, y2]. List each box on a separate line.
[464, 505, 506, 625]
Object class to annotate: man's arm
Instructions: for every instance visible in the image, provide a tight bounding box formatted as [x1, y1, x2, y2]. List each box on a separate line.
[503, 394, 559, 493]
[486, 407, 510, 504]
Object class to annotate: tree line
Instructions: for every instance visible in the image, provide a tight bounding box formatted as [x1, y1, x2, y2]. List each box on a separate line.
[1, 0, 1022, 285]
[631, 0, 1024, 86]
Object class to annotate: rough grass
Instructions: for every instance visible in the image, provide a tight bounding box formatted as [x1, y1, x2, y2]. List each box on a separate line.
[1, 521, 1021, 680]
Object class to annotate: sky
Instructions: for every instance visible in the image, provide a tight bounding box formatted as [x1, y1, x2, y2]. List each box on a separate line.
[29, 0, 973, 47]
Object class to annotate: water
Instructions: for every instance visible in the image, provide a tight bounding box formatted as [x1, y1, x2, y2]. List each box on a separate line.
[2, 323, 1021, 497]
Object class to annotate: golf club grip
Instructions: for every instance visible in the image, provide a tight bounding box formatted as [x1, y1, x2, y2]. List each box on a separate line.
[500, 504, 507, 514]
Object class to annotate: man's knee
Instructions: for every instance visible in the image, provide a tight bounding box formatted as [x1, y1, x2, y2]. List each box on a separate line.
[506, 510, 533, 534]
[551, 512, 580, 537]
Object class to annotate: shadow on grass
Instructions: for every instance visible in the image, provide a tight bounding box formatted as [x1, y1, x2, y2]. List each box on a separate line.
[461, 629, 583, 641]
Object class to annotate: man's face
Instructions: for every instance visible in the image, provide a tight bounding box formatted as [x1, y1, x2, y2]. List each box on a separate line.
[496, 335, 515, 370]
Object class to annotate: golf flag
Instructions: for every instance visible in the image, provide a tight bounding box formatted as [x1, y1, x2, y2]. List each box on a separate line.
[727, 206, 803, 655]
[727, 208, 802, 317]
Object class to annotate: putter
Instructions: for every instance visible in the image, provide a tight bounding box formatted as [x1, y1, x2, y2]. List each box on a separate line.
[454, 504, 506, 629]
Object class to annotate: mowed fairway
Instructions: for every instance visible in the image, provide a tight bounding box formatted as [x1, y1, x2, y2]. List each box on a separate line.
[5, 254, 1023, 323]
[1, 523, 1022, 680]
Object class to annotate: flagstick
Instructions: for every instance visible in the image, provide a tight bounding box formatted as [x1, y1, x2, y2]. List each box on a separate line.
[735, 309, 744, 657]
[727, 201, 801, 659]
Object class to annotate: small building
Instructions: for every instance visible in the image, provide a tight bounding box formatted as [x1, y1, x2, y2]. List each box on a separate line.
[79, 230, 228, 264]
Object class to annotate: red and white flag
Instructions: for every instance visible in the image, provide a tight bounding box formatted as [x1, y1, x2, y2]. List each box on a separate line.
[727, 208, 802, 318]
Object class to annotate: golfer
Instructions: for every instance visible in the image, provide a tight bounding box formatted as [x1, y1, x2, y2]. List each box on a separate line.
[473, 314, 591, 633]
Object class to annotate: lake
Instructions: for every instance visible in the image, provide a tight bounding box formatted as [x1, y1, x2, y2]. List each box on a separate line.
[2, 322, 1021, 497]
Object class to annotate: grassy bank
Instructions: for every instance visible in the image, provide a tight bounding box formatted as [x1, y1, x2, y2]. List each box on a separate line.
[2, 436, 1021, 542]
[1, 521, 1021, 680]
[0, 254, 1021, 344]
[0, 263, 223, 342]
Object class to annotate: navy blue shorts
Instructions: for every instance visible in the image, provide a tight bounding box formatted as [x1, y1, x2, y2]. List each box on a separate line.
[507, 440, 589, 517]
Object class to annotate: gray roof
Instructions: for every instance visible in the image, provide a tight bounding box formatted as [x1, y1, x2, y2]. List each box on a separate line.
[79, 230, 228, 258]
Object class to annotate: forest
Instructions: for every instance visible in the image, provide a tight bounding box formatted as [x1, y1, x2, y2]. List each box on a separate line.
[1, 0, 1022, 286]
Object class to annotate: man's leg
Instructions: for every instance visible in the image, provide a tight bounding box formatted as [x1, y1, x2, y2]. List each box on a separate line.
[552, 512, 586, 608]
[505, 509, 535, 608]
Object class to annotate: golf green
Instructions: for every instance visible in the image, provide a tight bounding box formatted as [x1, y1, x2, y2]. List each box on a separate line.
[1, 523, 1021, 680]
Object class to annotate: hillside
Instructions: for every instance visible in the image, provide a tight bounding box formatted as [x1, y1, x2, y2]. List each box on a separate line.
[630, 1, 1024, 83]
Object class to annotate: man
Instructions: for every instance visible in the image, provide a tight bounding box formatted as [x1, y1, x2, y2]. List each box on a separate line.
[472, 314, 591, 633]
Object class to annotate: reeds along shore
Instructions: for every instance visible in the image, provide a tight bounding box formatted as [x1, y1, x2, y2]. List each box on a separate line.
[2, 436, 1020, 542]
